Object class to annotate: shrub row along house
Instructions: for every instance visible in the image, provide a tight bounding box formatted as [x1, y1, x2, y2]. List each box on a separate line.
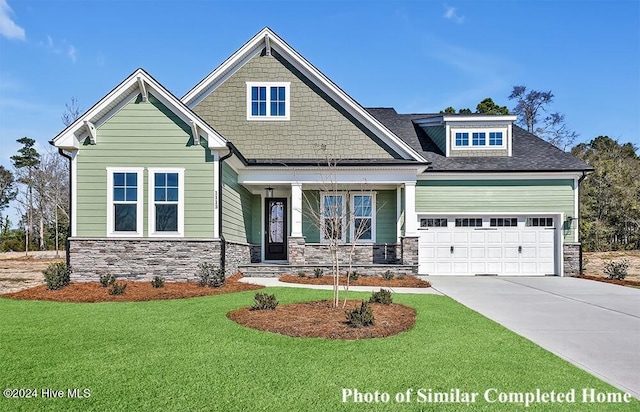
[51, 28, 591, 281]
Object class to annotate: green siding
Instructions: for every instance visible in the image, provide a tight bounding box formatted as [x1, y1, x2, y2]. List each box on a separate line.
[193, 51, 399, 160]
[249, 195, 262, 244]
[376, 190, 397, 243]
[302, 190, 320, 243]
[416, 179, 576, 240]
[76, 93, 215, 238]
[221, 163, 255, 243]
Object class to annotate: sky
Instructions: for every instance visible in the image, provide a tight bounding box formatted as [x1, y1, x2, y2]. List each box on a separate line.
[0, 1, 638, 168]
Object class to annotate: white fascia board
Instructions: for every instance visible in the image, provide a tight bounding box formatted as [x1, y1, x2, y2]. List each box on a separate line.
[181, 28, 426, 163]
[442, 115, 517, 123]
[238, 167, 419, 185]
[418, 172, 584, 181]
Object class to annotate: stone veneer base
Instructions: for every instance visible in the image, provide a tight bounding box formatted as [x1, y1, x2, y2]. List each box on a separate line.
[68, 238, 221, 282]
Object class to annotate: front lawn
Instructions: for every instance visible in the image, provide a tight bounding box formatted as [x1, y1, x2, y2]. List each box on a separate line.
[0, 288, 636, 411]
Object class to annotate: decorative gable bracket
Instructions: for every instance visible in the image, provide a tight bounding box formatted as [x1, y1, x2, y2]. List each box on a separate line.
[190, 121, 200, 146]
[137, 76, 148, 102]
[84, 120, 97, 145]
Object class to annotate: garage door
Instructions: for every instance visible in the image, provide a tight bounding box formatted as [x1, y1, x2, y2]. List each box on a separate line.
[418, 216, 556, 276]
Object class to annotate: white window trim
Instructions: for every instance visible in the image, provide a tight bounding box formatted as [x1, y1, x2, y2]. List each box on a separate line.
[350, 193, 376, 243]
[106, 167, 144, 237]
[148, 168, 185, 237]
[320, 193, 346, 243]
[451, 128, 507, 150]
[246, 81, 291, 121]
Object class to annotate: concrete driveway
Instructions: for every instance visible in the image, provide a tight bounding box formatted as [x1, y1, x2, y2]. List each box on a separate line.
[428, 276, 640, 399]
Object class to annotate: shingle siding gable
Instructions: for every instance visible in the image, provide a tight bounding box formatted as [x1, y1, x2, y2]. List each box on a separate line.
[193, 51, 399, 160]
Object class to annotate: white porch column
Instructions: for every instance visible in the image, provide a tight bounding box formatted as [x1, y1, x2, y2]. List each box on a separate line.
[291, 183, 303, 237]
[404, 182, 417, 236]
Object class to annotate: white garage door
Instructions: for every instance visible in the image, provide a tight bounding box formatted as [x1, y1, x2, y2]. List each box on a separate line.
[418, 216, 556, 276]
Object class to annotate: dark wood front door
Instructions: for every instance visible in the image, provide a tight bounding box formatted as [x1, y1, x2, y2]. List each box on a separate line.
[265, 198, 287, 260]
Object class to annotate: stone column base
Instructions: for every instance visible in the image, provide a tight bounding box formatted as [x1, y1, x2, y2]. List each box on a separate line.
[288, 237, 306, 264]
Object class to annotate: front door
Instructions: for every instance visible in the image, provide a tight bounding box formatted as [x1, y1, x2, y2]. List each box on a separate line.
[265, 198, 287, 260]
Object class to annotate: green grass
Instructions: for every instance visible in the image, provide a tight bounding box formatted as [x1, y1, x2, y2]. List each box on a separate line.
[0, 288, 637, 411]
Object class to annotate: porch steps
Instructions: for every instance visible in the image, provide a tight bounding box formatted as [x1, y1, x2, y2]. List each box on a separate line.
[237, 264, 417, 278]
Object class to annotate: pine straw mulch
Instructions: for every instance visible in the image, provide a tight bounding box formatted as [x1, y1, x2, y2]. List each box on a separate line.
[1, 274, 264, 303]
[280, 274, 431, 288]
[574, 275, 640, 288]
[227, 299, 417, 340]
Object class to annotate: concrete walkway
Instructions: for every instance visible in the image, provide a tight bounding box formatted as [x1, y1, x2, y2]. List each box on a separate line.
[241, 276, 640, 399]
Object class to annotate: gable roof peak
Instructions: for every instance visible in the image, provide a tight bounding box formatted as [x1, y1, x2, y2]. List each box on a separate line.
[182, 29, 427, 163]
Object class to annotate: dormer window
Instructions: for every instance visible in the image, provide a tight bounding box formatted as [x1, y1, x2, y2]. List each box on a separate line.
[246, 82, 290, 120]
[452, 128, 507, 149]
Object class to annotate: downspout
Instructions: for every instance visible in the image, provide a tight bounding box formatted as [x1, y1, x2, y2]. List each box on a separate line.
[217, 142, 236, 273]
[57, 148, 72, 268]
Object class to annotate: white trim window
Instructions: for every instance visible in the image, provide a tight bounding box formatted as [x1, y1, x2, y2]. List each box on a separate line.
[452, 128, 507, 149]
[246, 82, 290, 120]
[106, 167, 144, 237]
[148, 168, 185, 237]
[351, 193, 376, 242]
[320, 193, 346, 242]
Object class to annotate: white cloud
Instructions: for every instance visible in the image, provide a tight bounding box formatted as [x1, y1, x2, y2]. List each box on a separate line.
[0, 0, 26, 40]
[41, 35, 78, 63]
[443, 6, 464, 24]
[68, 45, 77, 63]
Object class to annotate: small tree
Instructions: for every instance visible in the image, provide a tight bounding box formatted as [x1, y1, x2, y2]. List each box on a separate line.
[300, 145, 378, 308]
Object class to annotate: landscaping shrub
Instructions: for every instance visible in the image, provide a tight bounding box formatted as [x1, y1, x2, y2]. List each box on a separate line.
[369, 289, 393, 305]
[348, 270, 359, 281]
[345, 300, 375, 328]
[297, 271, 306, 277]
[151, 276, 165, 288]
[604, 259, 629, 280]
[250, 293, 279, 310]
[43, 262, 71, 290]
[382, 270, 395, 281]
[99, 274, 117, 288]
[198, 262, 225, 288]
[109, 282, 127, 295]
[396, 273, 406, 280]
[313, 268, 324, 278]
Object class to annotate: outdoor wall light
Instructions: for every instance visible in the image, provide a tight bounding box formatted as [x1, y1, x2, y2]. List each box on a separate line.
[265, 187, 274, 198]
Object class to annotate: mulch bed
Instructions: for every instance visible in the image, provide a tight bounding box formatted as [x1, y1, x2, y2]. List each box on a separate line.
[227, 299, 416, 340]
[574, 275, 640, 288]
[1, 274, 264, 303]
[280, 274, 431, 288]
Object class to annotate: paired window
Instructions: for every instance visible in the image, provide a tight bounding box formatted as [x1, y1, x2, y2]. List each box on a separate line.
[320, 193, 376, 243]
[246, 82, 290, 120]
[106, 168, 183, 237]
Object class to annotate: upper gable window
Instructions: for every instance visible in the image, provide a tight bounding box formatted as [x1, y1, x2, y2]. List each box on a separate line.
[246, 82, 290, 121]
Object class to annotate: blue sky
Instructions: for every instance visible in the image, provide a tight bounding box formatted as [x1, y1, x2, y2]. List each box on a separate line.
[0, 0, 638, 171]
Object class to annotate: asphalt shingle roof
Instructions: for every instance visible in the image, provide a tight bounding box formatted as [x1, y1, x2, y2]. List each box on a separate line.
[367, 108, 593, 172]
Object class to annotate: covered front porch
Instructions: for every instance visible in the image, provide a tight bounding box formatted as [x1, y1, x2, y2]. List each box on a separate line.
[230, 164, 422, 273]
